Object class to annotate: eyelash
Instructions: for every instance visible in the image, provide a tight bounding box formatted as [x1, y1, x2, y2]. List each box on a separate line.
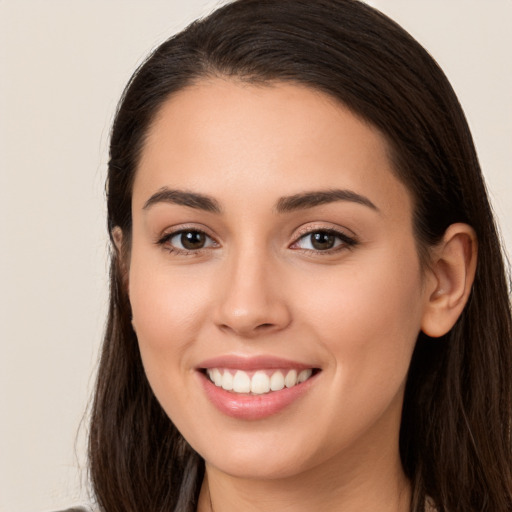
[291, 228, 358, 254]
[156, 227, 358, 256]
[156, 228, 218, 255]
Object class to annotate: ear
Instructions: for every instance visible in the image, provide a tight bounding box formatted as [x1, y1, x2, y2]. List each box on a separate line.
[112, 226, 130, 289]
[112, 226, 124, 254]
[421, 223, 477, 338]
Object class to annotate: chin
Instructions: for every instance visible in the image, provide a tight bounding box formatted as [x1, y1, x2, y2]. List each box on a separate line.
[205, 450, 313, 481]
[187, 423, 329, 481]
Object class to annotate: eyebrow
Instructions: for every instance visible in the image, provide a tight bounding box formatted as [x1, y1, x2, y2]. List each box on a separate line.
[142, 187, 378, 215]
[143, 188, 222, 213]
[275, 189, 379, 213]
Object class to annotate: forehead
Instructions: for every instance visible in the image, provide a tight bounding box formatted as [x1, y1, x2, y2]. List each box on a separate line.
[134, 79, 411, 219]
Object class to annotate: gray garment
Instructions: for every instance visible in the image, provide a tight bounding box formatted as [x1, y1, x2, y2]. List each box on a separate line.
[54, 508, 90, 512]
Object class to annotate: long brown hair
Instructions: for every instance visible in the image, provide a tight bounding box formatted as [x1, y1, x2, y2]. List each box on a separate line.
[89, 1, 512, 510]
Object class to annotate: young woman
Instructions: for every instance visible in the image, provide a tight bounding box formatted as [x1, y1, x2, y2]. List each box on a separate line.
[87, 1, 512, 511]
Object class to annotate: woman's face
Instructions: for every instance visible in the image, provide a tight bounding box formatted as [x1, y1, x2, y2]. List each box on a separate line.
[128, 79, 431, 480]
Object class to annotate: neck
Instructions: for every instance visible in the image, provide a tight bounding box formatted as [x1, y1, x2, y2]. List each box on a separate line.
[197, 441, 410, 512]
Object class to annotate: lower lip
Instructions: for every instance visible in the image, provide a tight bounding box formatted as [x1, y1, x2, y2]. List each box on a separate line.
[198, 371, 318, 420]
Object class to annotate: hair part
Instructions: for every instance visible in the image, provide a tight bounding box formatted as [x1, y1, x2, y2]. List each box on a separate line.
[90, 1, 512, 511]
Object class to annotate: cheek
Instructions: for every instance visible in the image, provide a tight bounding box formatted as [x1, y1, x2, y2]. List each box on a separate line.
[128, 263, 213, 431]
[127, 247, 211, 381]
[295, 245, 424, 391]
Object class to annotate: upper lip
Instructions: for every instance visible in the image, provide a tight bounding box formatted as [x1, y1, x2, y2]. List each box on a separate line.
[197, 355, 318, 371]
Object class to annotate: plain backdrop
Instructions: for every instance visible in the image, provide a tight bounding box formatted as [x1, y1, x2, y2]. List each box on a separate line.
[0, 1, 510, 511]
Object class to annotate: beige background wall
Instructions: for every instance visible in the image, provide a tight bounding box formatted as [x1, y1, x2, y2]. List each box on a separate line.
[1, 1, 510, 511]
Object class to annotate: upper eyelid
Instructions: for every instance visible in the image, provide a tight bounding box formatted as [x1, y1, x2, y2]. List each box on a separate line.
[157, 224, 219, 241]
[293, 223, 356, 239]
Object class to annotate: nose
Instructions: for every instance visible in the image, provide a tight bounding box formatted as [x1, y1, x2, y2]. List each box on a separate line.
[213, 248, 292, 338]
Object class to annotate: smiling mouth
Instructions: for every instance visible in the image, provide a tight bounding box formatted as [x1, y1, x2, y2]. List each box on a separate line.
[204, 368, 318, 395]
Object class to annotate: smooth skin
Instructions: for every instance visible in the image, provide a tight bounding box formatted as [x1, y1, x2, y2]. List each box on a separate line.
[116, 79, 477, 512]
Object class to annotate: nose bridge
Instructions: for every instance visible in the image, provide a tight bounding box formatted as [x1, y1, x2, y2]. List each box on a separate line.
[214, 240, 290, 336]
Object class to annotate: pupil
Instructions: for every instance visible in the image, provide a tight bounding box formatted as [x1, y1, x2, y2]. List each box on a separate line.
[312, 232, 334, 250]
[181, 231, 205, 250]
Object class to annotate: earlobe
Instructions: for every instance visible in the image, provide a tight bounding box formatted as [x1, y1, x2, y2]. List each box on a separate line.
[421, 223, 478, 338]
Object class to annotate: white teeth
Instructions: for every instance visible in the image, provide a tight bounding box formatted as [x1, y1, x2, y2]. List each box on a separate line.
[269, 371, 285, 391]
[233, 370, 251, 393]
[285, 369, 298, 388]
[207, 368, 314, 394]
[212, 368, 222, 387]
[251, 371, 270, 394]
[221, 371, 233, 391]
[298, 369, 312, 383]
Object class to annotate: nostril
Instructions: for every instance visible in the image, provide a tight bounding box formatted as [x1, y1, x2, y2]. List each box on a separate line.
[256, 323, 276, 330]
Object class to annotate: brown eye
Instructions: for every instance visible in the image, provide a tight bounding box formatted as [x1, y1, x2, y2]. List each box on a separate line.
[161, 229, 217, 252]
[180, 231, 206, 250]
[292, 229, 356, 253]
[310, 232, 336, 250]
